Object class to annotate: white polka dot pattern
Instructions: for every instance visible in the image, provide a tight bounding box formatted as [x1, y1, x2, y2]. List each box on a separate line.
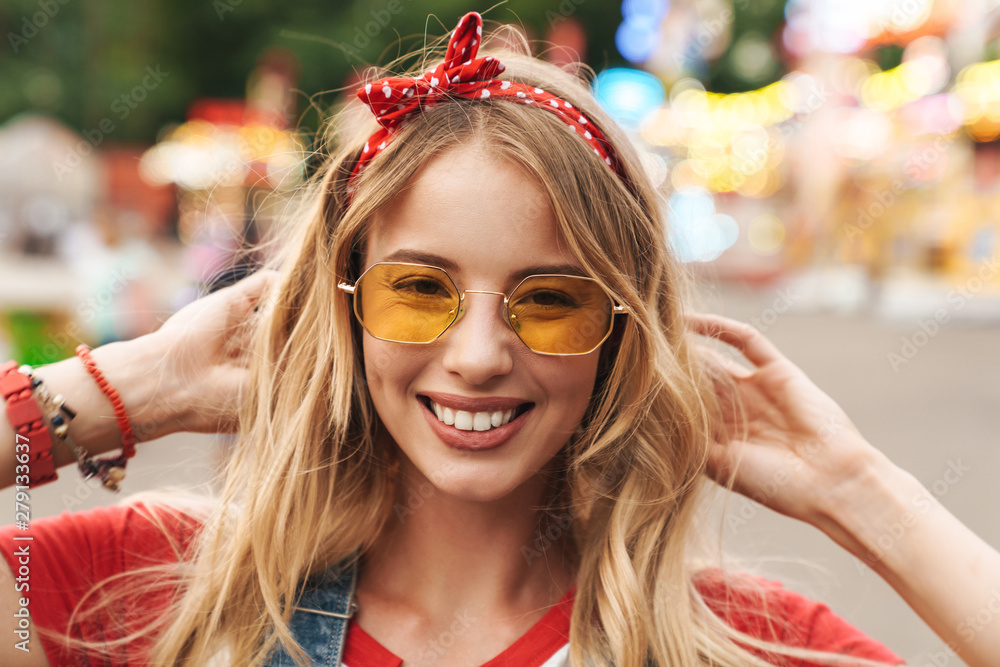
[347, 11, 621, 195]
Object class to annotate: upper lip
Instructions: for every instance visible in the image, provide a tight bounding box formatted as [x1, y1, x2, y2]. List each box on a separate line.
[419, 391, 533, 413]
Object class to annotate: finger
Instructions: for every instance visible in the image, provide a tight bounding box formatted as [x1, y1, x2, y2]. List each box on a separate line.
[705, 440, 744, 487]
[684, 312, 785, 369]
[690, 347, 749, 434]
[691, 343, 754, 380]
[217, 271, 281, 330]
[225, 317, 257, 360]
[233, 269, 281, 311]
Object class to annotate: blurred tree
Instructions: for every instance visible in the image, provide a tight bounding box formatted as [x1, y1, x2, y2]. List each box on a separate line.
[706, 0, 788, 93]
[0, 0, 624, 145]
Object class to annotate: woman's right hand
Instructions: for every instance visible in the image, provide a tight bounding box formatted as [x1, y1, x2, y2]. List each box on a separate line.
[146, 269, 280, 437]
[2, 270, 280, 489]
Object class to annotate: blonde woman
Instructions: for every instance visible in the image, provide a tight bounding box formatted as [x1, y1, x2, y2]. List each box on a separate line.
[1, 12, 998, 667]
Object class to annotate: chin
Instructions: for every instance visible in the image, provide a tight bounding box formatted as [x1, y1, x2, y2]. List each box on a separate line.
[410, 457, 533, 503]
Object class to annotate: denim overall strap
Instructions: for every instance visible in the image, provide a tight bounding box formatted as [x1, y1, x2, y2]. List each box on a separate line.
[263, 554, 359, 666]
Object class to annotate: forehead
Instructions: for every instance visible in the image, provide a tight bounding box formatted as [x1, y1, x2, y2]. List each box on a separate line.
[364, 144, 582, 282]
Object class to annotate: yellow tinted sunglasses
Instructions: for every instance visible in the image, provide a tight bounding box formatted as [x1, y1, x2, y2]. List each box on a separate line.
[338, 262, 628, 356]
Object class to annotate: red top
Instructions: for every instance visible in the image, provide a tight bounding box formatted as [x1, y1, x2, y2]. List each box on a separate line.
[0, 502, 904, 666]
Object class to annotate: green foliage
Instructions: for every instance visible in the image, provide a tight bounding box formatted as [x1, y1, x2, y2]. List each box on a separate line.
[877, 44, 904, 71]
[706, 0, 788, 94]
[0, 0, 623, 144]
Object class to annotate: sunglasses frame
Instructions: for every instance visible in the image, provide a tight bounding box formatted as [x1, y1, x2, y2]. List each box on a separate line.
[338, 261, 628, 356]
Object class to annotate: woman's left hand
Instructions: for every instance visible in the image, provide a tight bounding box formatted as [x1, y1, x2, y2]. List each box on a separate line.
[685, 311, 1000, 666]
[684, 311, 882, 527]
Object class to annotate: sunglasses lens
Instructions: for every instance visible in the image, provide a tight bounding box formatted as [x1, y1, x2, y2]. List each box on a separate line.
[508, 276, 613, 354]
[356, 264, 459, 343]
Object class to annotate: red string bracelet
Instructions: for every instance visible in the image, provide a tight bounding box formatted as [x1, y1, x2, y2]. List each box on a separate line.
[74, 344, 135, 491]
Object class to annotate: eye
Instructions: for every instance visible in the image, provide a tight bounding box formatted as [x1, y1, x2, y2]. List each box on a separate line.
[394, 277, 451, 297]
[520, 290, 577, 308]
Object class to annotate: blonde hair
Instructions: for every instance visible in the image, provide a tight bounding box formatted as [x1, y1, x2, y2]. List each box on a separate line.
[52, 19, 887, 667]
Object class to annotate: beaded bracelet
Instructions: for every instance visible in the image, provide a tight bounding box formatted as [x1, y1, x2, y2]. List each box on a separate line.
[4, 350, 138, 492]
[17, 365, 121, 491]
[17, 365, 79, 458]
[73, 344, 136, 492]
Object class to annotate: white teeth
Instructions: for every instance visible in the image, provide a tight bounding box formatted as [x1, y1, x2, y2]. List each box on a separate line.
[454, 410, 473, 430]
[473, 412, 492, 431]
[427, 400, 519, 431]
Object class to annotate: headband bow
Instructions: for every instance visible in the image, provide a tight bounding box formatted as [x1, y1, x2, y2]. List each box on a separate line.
[347, 11, 622, 193]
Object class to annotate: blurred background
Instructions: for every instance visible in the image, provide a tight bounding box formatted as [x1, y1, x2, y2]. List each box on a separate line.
[0, 0, 997, 662]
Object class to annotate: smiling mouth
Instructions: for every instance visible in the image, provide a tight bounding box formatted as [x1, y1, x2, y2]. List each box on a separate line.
[418, 396, 534, 432]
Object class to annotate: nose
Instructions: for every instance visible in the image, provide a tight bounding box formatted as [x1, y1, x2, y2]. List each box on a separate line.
[439, 291, 515, 384]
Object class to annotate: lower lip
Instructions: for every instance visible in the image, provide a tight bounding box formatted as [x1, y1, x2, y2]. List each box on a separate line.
[419, 399, 532, 451]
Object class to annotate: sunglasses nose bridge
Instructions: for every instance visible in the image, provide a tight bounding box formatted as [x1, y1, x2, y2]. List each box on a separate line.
[455, 289, 508, 324]
[461, 289, 507, 298]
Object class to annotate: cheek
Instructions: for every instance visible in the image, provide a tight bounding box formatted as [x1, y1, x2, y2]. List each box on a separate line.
[363, 337, 401, 398]
[362, 337, 385, 396]
[363, 337, 414, 444]
[363, 335, 428, 405]
[541, 356, 600, 424]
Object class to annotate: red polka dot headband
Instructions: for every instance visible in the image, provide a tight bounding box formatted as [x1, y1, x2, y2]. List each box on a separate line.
[347, 11, 624, 195]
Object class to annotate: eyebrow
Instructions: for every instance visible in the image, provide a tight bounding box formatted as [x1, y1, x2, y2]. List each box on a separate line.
[379, 249, 590, 282]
